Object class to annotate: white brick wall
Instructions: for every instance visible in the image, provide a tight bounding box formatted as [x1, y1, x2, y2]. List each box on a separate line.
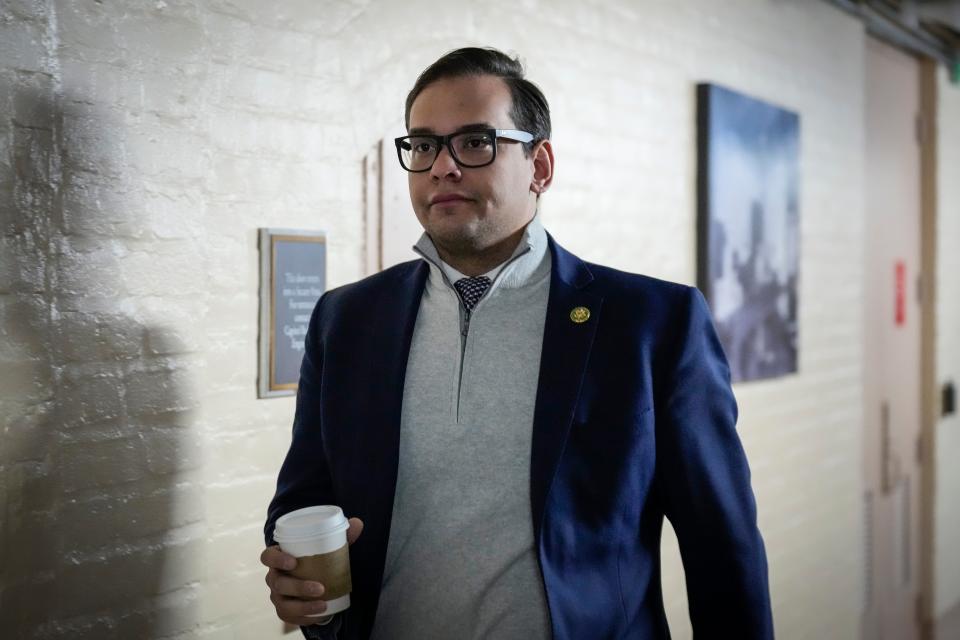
[1, 0, 957, 638]
[935, 66, 960, 619]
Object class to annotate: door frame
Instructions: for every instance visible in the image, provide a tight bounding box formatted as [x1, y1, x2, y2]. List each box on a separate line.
[861, 37, 939, 640]
[917, 56, 938, 640]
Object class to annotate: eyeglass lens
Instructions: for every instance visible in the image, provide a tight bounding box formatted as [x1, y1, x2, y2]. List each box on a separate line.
[400, 131, 495, 171]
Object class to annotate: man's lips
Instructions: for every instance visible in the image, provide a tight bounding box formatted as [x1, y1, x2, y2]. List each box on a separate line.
[429, 193, 472, 206]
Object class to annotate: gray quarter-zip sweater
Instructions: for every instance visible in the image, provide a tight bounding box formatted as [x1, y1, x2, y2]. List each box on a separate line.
[369, 214, 553, 640]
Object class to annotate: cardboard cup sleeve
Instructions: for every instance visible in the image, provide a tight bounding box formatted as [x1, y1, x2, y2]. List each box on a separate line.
[289, 543, 352, 600]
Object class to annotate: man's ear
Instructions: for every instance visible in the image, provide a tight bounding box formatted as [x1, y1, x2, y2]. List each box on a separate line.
[530, 139, 554, 195]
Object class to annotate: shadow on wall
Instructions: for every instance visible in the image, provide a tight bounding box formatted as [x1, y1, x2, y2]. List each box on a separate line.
[0, 77, 202, 637]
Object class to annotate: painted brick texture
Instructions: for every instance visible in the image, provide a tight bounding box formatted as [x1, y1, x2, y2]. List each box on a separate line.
[1, 0, 956, 638]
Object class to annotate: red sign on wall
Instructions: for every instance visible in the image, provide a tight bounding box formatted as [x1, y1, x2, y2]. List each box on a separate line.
[895, 261, 906, 327]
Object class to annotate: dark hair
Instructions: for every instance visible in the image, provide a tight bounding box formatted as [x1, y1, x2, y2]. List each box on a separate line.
[404, 47, 551, 156]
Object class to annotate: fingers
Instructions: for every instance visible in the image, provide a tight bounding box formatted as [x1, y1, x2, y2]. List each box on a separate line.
[347, 517, 364, 546]
[264, 564, 330, 625]
[265, 569, 326, 599]
[263, 520, 357, 626]
[269, 590, 330, 624]
[260, 545, 296, 571]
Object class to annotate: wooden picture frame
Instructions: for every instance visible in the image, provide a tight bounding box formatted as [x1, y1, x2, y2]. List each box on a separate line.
[258, 228, 326, 398]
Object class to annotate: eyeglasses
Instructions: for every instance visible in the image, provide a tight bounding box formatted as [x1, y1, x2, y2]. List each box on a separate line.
[394, 128, 534, 172]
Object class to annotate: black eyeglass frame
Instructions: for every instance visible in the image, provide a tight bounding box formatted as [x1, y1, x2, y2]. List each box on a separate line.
[394, 128, 535, 172]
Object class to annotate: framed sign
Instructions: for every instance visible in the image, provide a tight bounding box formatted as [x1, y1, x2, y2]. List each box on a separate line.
[697, 83, 800, 383]
[258, 228, 326, 398]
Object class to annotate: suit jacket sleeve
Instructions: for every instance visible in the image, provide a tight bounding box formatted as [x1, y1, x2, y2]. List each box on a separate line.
[265, 293, 336, 545]
[655, 287, 774, 638]
[264, 295, 342, 639]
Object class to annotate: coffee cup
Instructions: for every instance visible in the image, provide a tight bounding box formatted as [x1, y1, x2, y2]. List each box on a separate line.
[273, 505, 353, 616]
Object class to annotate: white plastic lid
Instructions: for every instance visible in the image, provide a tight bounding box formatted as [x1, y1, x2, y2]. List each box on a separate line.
[274, 505, 349, 542]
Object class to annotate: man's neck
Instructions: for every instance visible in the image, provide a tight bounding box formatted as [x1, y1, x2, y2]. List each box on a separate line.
[434, 225, 528, 277]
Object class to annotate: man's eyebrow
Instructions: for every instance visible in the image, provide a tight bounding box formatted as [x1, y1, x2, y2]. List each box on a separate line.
[407, 122, 494, 136]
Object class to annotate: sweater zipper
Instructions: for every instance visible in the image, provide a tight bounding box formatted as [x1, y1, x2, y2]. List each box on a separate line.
[456, 307, 471, 423]
[454, 248, 532, 423]
[412, 245, 532, 424]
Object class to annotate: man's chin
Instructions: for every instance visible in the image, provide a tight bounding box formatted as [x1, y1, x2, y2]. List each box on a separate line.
[426, 202, 477, 219]
[426, 225, 487, 255]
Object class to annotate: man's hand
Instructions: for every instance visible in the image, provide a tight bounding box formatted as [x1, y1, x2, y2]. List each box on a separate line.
[262, 517, 364, 626]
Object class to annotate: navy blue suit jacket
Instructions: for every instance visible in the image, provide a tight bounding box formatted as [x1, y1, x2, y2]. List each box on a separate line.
[265, 235, 774, 639]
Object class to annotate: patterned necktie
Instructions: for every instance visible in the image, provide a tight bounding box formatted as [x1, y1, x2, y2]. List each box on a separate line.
[453, 276, 492, 311]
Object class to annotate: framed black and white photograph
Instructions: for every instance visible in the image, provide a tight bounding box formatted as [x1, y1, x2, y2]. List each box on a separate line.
[697, 83, 800, 384]
[258, 228, 326, 398]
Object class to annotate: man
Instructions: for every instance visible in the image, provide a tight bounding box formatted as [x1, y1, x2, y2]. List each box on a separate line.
[262, 47, 773, 640]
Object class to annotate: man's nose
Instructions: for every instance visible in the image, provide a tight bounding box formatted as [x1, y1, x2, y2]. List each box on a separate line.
[430, 144, 461, 180]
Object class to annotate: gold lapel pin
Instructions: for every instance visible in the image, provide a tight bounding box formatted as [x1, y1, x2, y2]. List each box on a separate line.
[570, 306, 590, 324]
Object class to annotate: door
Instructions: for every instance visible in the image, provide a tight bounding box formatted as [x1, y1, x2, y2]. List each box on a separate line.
[862, 36, 924, 640]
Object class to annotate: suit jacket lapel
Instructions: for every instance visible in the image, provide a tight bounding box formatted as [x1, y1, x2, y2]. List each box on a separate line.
[364, 259, 428, 510]
[530, 236, 603, 543]
[354, 259, 428, 640]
